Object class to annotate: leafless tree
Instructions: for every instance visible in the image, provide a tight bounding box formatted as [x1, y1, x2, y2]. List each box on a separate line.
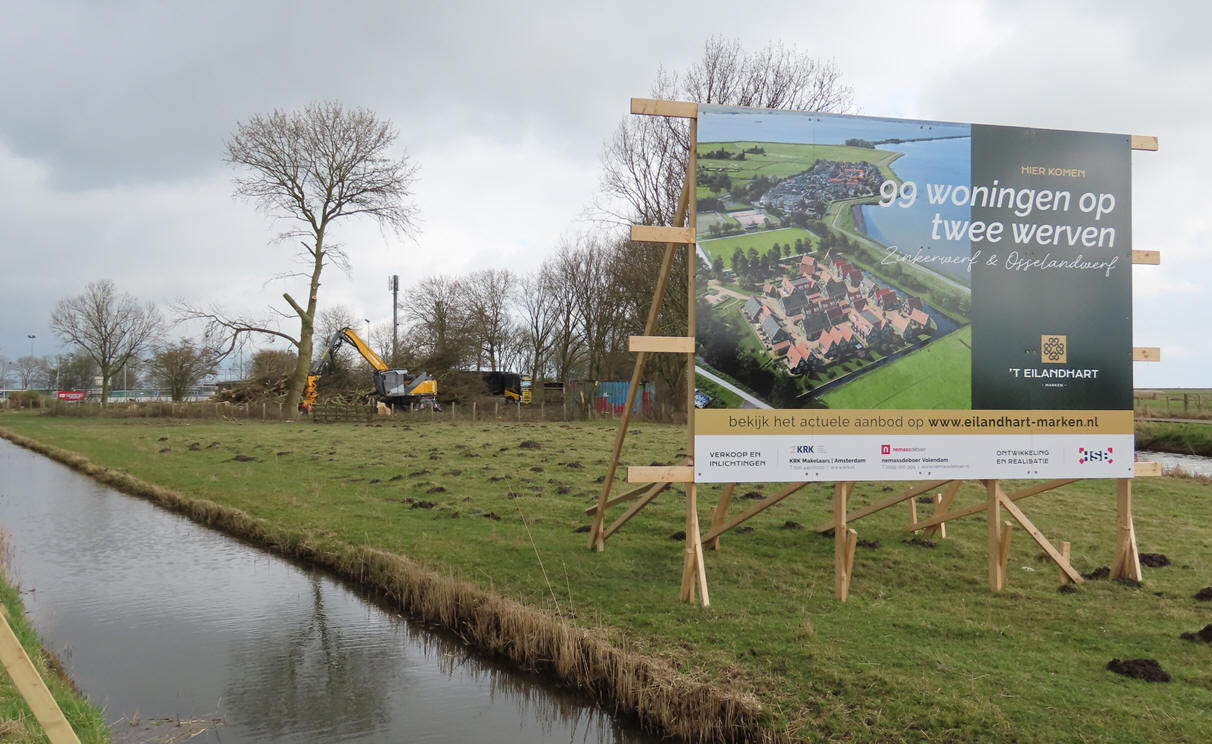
[147, 339, 219, 402]
[400, 274, 475, 373]
[592, 36, 853, 402]
[12, 356, 46, 389]
[598, 36, 853, 228]
[179, 101, 419, 408]
[517, 270, 559, 381]
[459, 268, 517, 372]
[50, 280, 165, 404]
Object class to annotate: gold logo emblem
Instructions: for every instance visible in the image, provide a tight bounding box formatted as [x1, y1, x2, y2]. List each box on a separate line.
[1041, 334, 1067, 364]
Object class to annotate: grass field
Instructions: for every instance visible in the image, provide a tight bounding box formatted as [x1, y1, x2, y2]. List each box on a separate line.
[699, 227, 819, 265]
[821, 326, 973, 409]
[2, 411, 1211, 743]
[697, 141, 901, 200]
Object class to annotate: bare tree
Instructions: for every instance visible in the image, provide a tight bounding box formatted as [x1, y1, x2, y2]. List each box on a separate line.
[460, 268, 517, 372]
[400, 275, 474, 373]
[517, 270, 559, 381]
[50, 280, 164, 404]
[13, 356, 46, 389]
[179, 101, 419, 408]
[147, 339, 219, 402]
[593, 36, 853, 402]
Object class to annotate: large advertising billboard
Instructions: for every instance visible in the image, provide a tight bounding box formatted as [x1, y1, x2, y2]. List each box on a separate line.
[693, 104, 1133, 481]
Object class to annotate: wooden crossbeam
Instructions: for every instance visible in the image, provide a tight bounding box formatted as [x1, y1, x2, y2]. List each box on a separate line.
[907, 479, 1078, 532]
[1131, 250, 1161, 265]
[631, 98, 698, 118]
[701, 482, 810, 543]
[814, 480, 951, 532]
[996, 485, 1084, 584]
[1131, 134, 1159, 151]
[628, 335, 695, 353]
[603, 483, 668, 541]
[1133, 347, 1161, 361]
[583, 481, 667, 514]
[627, 465, 694, 483]
[1134, 460, 1162, 477]
[630, 224, 695, 244]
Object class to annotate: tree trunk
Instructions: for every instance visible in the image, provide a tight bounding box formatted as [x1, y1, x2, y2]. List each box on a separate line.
[283, 228, 325, 410]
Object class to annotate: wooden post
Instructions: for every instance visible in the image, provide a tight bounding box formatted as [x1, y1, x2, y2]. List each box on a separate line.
[1059, 541, 1072, 584]
[834, 482, 855, 600]
[707, 483, 735, 550]
[1111, 478, 1142, 581]
[987, 480, 1004, 591]
[998, 521, 1014, 583]
[0, 607, 82, 744]
[908, 498, 919, 533]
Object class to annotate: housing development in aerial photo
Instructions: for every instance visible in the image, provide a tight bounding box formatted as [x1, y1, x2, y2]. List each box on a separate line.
[694, 106, 973, 410]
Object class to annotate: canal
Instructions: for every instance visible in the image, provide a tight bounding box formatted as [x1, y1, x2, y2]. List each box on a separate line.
[0, 438, 659, 743]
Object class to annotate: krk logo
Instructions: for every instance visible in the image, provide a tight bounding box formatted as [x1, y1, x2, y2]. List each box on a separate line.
[1078, 447, 1113, 465]
[881, 444, 892, 455]
[793, 445, 818, 454]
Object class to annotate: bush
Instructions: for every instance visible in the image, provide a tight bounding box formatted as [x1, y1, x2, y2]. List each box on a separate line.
[6, 390, 46, 409]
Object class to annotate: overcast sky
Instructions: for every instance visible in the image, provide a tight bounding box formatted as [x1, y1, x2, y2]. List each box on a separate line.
[1, 0, 1205, 388]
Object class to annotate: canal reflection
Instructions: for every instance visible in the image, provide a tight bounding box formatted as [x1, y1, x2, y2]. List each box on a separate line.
[0, 438, 657, 744]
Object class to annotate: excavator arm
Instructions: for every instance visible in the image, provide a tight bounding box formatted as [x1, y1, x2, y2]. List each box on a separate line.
[301, 327, 437, 412]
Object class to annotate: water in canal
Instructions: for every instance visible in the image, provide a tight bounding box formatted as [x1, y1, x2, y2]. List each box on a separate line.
[0, 439, 659, 743]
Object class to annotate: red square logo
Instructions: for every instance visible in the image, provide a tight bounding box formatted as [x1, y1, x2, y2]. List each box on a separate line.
[881, 444, 891, 455]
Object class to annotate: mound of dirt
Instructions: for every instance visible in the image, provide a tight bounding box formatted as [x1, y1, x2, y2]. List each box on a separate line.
[1106, 658, 1169, 682]
[230, 454, 257, 462]
[735, 526, 754, 534]
[573, 525, 591, 533]
[1180, 624, 1212, 643]
[905, 537, 937, 548]
[519, 440, 542, 449]
[1058, 584, 1079, 594]
[740, 491, 764, 500]
[916, 495, 935, 504]
[1083, 566, 1111, 580]
[782, 521, 804, 530]
[1195, 587, 1212, 601]
[857, 539, 882, 549]
[669, 530, 686, 541]
[1139, 553, 1170, 568]
[410, 501, 437, 510]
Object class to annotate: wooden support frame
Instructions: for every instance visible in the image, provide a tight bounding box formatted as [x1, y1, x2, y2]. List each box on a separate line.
[587, 97, 1160, 606]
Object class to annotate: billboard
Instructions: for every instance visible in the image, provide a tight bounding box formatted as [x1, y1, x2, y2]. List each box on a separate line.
[693, 105, 1133, 481]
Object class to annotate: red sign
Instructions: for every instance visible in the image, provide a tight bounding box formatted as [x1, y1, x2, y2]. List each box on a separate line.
[57, 391, 86, 401]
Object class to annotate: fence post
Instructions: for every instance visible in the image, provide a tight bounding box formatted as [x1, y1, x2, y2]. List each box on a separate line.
[472, 401, 477, 421]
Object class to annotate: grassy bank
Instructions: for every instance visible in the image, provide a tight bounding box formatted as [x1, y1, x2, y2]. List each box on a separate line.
[0, 541, 109, 743]
[2, 411, 1211, 743]
[1136, 419, 1212, 457]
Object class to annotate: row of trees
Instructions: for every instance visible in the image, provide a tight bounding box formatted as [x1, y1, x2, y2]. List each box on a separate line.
[33, 38, 854, 409]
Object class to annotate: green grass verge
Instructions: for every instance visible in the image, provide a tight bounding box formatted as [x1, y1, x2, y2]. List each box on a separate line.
[699, 227, 819, 264]
[821, 326, 973, 409]
[0, 566, 110, 743]
[1135, 419, 1212, 457]
[1, 411, 1211, 743]
[694, 374, 743, 409]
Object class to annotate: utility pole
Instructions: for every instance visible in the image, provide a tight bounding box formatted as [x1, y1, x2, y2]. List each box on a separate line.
[389, 274, 399, 365]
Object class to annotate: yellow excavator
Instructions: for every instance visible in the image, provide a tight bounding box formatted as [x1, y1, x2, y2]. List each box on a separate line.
[300, 327, 438, 413]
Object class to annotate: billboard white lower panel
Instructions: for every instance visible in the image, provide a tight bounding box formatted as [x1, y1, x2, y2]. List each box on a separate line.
[694, 434, 1135, 482]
